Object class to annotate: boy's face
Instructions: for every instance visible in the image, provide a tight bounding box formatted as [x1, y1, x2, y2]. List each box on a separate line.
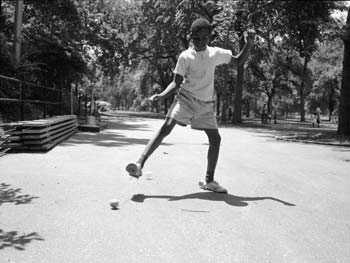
[191, 28, 211, 51]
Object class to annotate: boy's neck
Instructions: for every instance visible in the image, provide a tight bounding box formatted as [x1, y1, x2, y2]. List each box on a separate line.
[194, 45, 207, 52]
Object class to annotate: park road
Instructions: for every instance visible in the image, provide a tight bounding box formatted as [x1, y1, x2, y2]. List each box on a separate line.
[1, 116, 350, 263]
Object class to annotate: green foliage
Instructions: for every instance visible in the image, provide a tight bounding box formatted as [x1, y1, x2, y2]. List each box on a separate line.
[0, 32, 14, 75]
[309, 39, 343, 118]
[277, 0, 336, 59]
[338, 7, 350, 135]
[249, 48, 291, 114]
[0, 0, 347, 123]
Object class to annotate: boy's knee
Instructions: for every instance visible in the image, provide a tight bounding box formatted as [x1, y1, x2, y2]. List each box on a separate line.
[209, 132, 221, 146]
[160, 123, 173, 137]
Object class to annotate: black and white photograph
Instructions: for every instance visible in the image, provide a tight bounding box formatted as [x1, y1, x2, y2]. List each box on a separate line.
[1, 1, 350, 262]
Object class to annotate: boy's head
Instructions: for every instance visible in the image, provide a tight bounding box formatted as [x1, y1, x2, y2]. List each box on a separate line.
[190, 18, 212, 51]
[190, 18, 212, 34]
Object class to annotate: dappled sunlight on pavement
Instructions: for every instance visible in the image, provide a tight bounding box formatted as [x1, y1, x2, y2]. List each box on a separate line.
[1, 115, 349, 263]
[61, 117, 172, 148]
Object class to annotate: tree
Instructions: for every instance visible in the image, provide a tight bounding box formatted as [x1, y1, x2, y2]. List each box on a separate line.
[75, 0, 133, 79]
[213, 0, 279, 123]
[338, 7, 350, 136]
[0, 0, 16, 75]
[124, 0, 223, 113]
[123, 0, 182, 112]
[309, 39, 343, 121]
[278, 1, 337, 121]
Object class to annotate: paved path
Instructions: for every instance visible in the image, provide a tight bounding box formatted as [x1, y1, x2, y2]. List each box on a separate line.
[1, 116, 350, 263]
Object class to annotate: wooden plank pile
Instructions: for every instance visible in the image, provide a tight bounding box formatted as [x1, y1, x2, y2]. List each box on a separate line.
[4, 115, 78, 152]
[0, 127, 11, 156]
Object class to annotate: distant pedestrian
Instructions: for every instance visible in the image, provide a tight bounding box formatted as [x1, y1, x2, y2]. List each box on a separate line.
[261, 104, 267, 124]
[312, 112, 317, 127]
[273, 111, 277, 124]
[228, 106, 233, 121]
[315, 107, 321, 127]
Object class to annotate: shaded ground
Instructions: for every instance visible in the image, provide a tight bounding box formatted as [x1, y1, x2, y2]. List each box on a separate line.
[107, 111, 350, 146]
[1, 113, 349, 263]
[222, 118, 350, 147]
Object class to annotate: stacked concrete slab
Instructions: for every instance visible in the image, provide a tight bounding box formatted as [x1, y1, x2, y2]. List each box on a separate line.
[5, 115, 78, 152]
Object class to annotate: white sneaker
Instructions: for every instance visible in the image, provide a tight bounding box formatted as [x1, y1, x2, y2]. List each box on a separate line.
[125, 162, 142, 178]
[199, 181, 227, 193]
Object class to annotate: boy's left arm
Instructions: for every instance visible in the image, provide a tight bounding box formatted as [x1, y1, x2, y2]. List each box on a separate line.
[231, 30, 255, 67]
[148, 74, 183, 102]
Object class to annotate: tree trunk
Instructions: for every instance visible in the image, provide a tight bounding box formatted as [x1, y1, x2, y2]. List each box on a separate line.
[233, 65, 244, 123]
[216, 90, 221, 119]
[267, 94, 273, 115]
[328, 83, 335, 122]
[300, 86, 305, 121]
[0, 0, 5, 27]
[245, 98, 250, 118]
[221, 102, 227, 122]
[232, 37, 245, 124]
[300, 57, 308, 122]
[338, 8, 350, 136]
[13, 0, 24, 67]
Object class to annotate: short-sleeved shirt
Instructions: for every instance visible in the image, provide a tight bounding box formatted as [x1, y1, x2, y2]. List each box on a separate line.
[174, 46, 232, 102]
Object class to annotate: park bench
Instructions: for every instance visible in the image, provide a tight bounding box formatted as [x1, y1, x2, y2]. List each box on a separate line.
[3, 115, 78, 152]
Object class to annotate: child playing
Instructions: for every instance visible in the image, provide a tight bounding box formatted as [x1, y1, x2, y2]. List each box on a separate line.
[126, 18, 254, 193]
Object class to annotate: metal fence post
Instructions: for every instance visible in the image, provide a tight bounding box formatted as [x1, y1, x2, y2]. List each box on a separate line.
[43, 86, 47, 118]
[19, 82, 24, 121]
[59, 88, 62, 115]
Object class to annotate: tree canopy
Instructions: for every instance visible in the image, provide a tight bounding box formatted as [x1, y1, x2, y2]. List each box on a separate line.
[0, 0, 349, 133]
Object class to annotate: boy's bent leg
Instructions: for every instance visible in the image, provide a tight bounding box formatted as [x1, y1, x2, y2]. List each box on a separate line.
[138, 117, 176, 167]
[200, 129, 227, 193]
[204, 129, 221, 183]
[126, 118, 176, 178]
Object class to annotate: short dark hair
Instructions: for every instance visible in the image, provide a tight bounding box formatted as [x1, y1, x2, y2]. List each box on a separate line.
[190, 18, 212, 34]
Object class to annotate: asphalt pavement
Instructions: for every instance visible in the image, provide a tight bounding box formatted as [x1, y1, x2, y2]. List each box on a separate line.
[1, 115, 350, 263]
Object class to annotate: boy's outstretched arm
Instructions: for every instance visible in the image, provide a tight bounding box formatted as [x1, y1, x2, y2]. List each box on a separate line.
[149, 74, 183, 102]
[231, 30, 255, 67]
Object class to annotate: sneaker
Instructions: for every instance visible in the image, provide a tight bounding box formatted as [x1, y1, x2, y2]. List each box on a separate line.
[125, 162, 142, 179]
[199, 181, 227, 193]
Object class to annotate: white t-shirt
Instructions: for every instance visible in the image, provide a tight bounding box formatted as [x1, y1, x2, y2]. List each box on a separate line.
[174, 46, 232, 101]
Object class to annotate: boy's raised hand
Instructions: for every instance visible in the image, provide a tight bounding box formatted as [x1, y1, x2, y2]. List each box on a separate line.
[245, 29, 256, 42]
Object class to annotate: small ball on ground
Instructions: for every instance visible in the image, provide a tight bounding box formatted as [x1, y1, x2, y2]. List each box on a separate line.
[110, 199, 119, 209]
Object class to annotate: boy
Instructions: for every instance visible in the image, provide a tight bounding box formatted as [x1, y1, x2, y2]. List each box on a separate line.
[126, 18, 254, 193]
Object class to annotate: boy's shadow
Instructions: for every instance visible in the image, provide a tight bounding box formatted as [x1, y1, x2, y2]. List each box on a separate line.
[131, 192, 295, 207]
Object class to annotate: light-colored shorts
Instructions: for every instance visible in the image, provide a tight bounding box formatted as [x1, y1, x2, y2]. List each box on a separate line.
[166, 92, 218, 130]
